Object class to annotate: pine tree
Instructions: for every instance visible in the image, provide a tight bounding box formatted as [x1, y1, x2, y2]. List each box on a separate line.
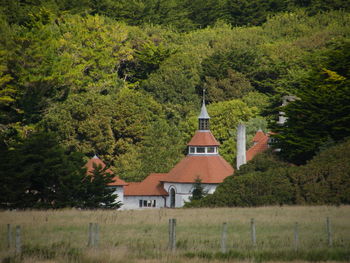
[81, 163, 120, 209]
[190, 176, 206, 201]
[271, 40, 350, 164]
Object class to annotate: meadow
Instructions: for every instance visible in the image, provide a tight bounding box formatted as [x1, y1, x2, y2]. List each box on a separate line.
[1, 206, 350, 263]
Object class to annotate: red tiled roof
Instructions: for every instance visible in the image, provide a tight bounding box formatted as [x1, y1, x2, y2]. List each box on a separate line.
[124, 173, 169, 196]
[85, 156, 128, 186]
[187, 131, 220, 146]
[109, 176, 128, 186]
[246, 132, 269, 161]
[161, 155, 234, 184]
[252, 130, 266, 143]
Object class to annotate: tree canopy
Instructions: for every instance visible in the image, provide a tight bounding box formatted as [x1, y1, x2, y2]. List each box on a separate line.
[0, 0, 349, 208]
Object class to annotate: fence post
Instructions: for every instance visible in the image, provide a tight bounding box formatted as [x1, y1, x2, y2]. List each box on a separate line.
[168, 218, 176, 251]
[15, 225, 21, 255]
[7, 224, 12, 248]
[88, 223, 93, 247]
[294, 222, 299, 251]
[326, 217, 332, 247]
[251, 218, 256, 247]
[94, 223, 99, 248]
[221, 222, 228, 253]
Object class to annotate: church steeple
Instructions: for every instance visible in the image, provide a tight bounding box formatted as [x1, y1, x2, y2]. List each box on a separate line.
[198, 89, 210, 130]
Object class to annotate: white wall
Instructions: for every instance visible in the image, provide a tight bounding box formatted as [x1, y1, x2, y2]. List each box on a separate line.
[122, 195, 166, 210]
[109, 186, 124, 208]
[163, 182, 218, 208]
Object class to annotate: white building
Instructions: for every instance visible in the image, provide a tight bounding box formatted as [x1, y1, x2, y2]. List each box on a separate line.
[86, 98, 270, 209]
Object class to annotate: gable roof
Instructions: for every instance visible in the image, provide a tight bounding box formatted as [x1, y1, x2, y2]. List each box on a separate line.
[124, 173, 169, 196]
[252, 130, 266, 143]
[85, 156, 128, 186]
[161, 155, 234, 184]
[187, 131, 220, 146]
[246, 131, 269, 161]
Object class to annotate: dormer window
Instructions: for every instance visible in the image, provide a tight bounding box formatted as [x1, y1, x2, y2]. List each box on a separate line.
[188, 146, 218, 155]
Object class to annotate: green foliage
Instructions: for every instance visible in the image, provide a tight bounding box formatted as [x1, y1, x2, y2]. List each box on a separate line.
[120, 41, 175, 83]
[0, 132, 86, 208]
[189, 151, 294, 207]
[208, 99, 255, 162]
[141, 52, 201, 105]
[42, 88, 163, 158]
[81, 163, 120, 209]
[0, 131, 120, 209]
[292, 138, 350, 204]
[191, 177, 206, 201]
[191, 139, 350, 207]
[204, 69, 253, 102]
[271, 39, 350, 164]
[0, 1, 349, 207]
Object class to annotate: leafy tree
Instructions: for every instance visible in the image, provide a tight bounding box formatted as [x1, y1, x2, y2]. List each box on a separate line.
[291, 138, 350, 204]
[42, 88, 163, 159]
[271, 40, 350, 164]
[224, 0, 290, 26]
[119, 41, 174, 83]
[137, 119, 185, 181]
[204, 69, 253, 102]
[191, 151, 294, 207]
[208, 99, 255, 162]
[141, 52, 201, 105]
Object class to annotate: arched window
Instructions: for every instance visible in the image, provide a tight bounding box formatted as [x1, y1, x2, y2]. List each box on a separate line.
[170, 188, 176, 208]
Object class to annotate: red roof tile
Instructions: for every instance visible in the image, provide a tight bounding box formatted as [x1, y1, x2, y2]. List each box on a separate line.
[246, 132, 269, 161]
[161, 155, 234, 184]
[187, 131, 220, 146]
[252, 130, 266, 143]
[124, 173, 169, 196]
[85, 156, 128, 186]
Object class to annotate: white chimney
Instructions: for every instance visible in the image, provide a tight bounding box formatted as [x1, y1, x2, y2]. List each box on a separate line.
[236, 124, 246, 170]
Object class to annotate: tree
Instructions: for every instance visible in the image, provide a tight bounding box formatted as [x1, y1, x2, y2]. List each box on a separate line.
[0, 131, 120, 209]
[271, 40, 350, 164]
[291, 138, 350, 205]
[189, 151, 295, 207]
[190, 176, 206, 201]
[81, 163, 120, 209]
[0, 132, 86, 208]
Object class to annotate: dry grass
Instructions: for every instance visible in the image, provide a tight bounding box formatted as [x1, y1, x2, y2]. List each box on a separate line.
[0, 206, 350, 262]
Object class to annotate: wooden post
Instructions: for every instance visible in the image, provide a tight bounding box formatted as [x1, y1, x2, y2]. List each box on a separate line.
[168, 218, 172, 250]
[251, 218, 256, 247]
[294, 222, 299, 251]
[15, 225, 21, 254]
[168, 218, 176, 251]
[94, 223, 99, 248]
[88, 223, 93, 247]
[221, 222, 228, 253]
[7, 224, 12, 248]
[326, 217, 332, 247]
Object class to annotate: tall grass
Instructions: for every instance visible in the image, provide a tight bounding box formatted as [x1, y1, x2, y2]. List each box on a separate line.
[0, 206, 349, 262]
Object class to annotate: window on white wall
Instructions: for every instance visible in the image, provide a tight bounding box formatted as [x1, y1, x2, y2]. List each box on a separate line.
[139, 199, 156, 207]
[197, 147, 205, 153]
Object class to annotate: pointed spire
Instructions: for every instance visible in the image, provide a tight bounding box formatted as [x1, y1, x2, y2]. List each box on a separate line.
[198, 89, 210, 130]
[198, 89, 210, 119]
[93, 154, 99, 159]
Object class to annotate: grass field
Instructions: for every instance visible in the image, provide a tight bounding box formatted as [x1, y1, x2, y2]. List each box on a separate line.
[1, 206, 350, 263]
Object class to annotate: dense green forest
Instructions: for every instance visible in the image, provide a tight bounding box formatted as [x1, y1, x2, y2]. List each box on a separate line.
[0, 0, 349, 208]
